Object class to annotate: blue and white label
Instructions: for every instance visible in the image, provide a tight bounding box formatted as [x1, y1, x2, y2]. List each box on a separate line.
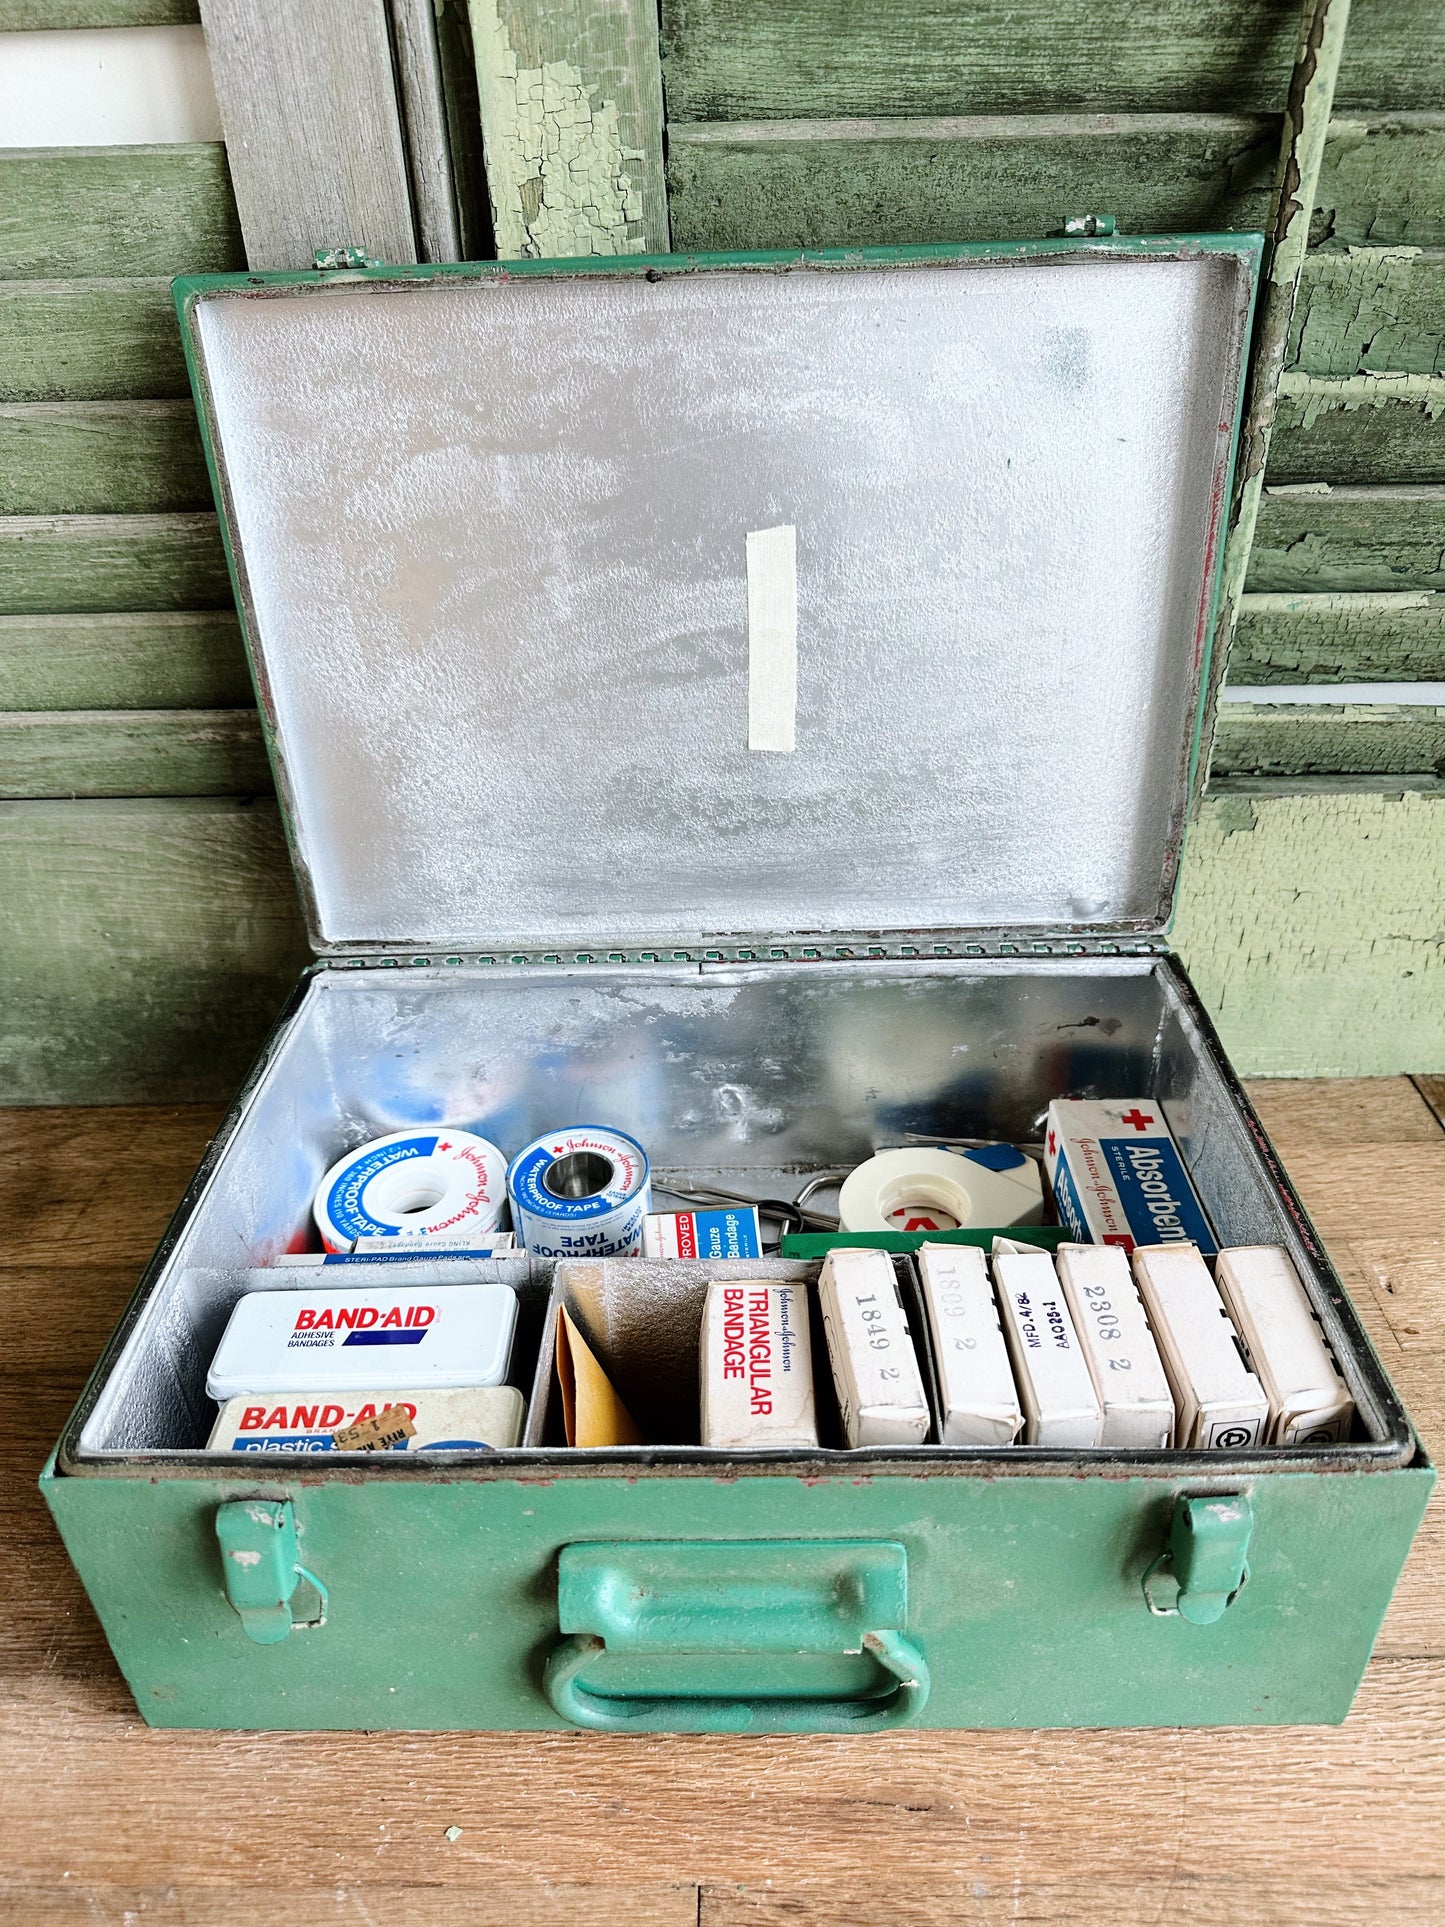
[1044, 1099, 1217, 1256]
[507, 1126, 650, 1258]
[313, 1129, 507, 1252]
[1052, 1151, 1090, 1243]
[1100, 1135, 1216, 1252]
[643, 1205, 763, 1259]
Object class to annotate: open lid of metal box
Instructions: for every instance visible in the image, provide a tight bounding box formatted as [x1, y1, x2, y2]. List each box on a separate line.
[177, 239, 1259, 957]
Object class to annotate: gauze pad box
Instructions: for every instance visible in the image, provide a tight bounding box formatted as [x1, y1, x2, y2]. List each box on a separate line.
[206, 1282, 518, 1398]
[1131, 1244, 1267, 1449]
[916, 1243, 1022, 1447]
[818, 1249, 930, 1446]
[1215, 1245, 1354, 1445]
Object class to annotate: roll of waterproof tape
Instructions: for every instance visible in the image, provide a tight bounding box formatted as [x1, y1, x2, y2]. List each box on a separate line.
[314, 1129, 508, 1253]
[507, 1126, 650, 1259]
[837, 1144, 1043, 1235]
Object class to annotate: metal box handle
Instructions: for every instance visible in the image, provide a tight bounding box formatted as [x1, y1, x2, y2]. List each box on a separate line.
[544, 1539, 929, 1734]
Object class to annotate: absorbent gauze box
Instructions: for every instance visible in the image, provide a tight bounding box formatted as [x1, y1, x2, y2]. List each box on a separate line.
[992, 1246, 1102, 1448]
[1044, 1099, 1217, 1256]
[699, 1280, 817, 1448]
[206, 1282, 517, 1398]
[818, 1248, 930, 1447]
[1214, 1245, 1354, 1445]
[208, 1385, 525, 1452]
[916, 1243, 1022, 1447]
[1131, 1244, 1267, 1449]
[1055, 1242, 1175, 1449]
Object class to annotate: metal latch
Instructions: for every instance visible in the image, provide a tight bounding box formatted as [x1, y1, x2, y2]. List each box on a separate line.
[216, 1499, 327, 1645]
[1063, 214, 1118, 237]
[1142, 1493, 1253, 1625]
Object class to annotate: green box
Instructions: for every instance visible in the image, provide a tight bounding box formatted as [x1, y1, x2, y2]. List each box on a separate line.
[42, 241, 1432, 1731]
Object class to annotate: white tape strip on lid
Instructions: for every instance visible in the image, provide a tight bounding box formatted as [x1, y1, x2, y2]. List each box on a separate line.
[747, 524, 798, 752]
[1220, 683, 1445, 705]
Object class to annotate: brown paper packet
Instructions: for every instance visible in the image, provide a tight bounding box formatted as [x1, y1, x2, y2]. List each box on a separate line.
[555, 1303, 643, 1446]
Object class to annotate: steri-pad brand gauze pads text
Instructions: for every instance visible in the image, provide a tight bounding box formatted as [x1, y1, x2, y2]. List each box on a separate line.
[1044, 1099, 1217, 1256]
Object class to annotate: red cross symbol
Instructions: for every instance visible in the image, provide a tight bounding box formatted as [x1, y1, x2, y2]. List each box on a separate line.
[1119, 1108, 1155, 1132]
[1046, 1128, 1057, 1156]
[438, 1141, 451, 1151]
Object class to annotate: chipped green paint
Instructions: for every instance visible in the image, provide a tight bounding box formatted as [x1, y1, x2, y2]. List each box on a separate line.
[1315, 115, 1445, 249]
[469, 0, 668, 259]
[1174, 784, 1445, 1076]
[1280, 369, 1445, 424]
[1232, 591, 1445, 680]
[1213, 702, 1445, 776]
[1270, 374, 1445, 484]
[1290, 246, 1445, 375]
[1249, 485, 1445, 592]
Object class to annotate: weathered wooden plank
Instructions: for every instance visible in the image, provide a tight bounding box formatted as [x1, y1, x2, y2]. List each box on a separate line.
[0, 2, 197, 21]
[1231, 592, 1445, 681]
[390, 0, 464, 262]
[1269, 374, 1445, 485]
[197, 0, 417, 270]
[0, 799, 307, 1106]
[658, 0, 1445, 123]
[0, 403, 210, 516]
[667, 114, 1277, 252]
[0, 280, 186, 403]
[0, 1885, 698, 1927]
[437, 0, 495, 260]
[1212, 703, 1445, 776]
[0, 145, 242, 279]
[0, 709, 269, 799]
[468, 0, 669, 257]
[667, 115, 1445, 255]
[1315, 115, 1445, 249]
[1248, 486, 1445, 592]
[0, 612, 249, 712]
[0, 515, 231, 616]
[1416, 1074, 1445, 1127]
[1291, 247, 1445, 375]
[1173, 785, 1445, 1077]
[1, 788, 1441, 1103]
[659, 0, 1301, 121]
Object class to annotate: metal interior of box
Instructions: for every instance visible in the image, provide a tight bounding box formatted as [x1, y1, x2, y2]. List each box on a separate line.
[67, 955, 1413, 1470]
[56, 241, 1414, 1478]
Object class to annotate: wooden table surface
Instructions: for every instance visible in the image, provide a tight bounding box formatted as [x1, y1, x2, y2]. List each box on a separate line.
[4, 1079, 1444, 1926]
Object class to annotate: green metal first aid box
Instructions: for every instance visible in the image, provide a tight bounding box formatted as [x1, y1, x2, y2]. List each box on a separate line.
[41, 239, 1432, 1733]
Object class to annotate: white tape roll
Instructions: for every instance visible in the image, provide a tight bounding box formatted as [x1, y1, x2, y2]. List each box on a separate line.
[507, 1126, 650, 1259]
[836, 1144, 1043, 1235]
[313, 1129, 508, 1252]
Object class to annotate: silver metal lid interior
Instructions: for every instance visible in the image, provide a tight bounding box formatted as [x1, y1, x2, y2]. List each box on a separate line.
[186, 248, 1256, 954]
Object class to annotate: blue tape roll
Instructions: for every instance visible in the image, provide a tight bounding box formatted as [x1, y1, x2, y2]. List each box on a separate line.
[507, 1126, 651, 1259]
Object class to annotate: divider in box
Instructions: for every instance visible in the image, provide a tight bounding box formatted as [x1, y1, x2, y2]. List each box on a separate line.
[527, 1255, 942, 1453]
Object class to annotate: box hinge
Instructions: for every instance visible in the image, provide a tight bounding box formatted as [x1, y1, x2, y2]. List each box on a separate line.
[317, 932, 1171, 974]
[1062, 214, 1118, 237]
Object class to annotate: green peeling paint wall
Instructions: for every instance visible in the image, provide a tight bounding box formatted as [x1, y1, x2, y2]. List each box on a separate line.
[1, 0, 1444, 1100]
